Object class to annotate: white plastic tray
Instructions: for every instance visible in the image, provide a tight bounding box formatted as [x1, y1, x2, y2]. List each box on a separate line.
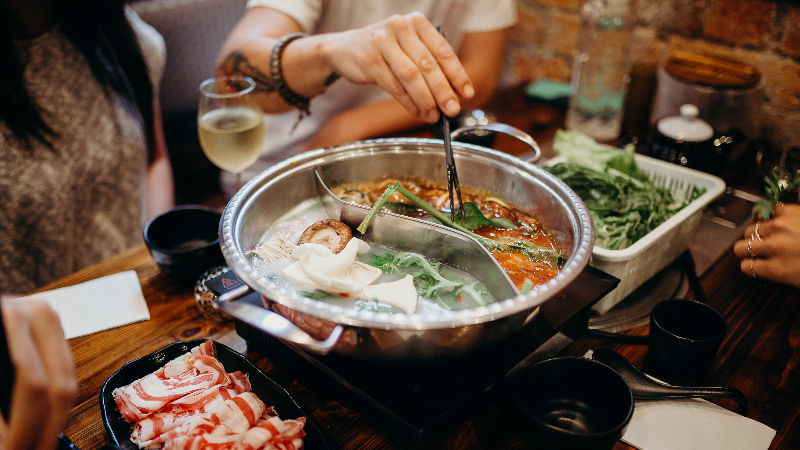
[544, 154, 726, 313]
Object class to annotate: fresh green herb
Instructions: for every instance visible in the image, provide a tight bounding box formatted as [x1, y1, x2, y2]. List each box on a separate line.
[553, 129, 639, 173]
[547, 130, 705, 251]
[753, 168, 800, 220]
[357, 182, 561, 266]
[381, 201, 421, 216]
[546, 162, 702, 250]
[369, 251, 490, 308]
[298, 290, 340, 301]
[453, 202, 516, 230]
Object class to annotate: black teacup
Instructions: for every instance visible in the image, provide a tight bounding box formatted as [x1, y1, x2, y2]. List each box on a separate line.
[515, 357, 634, 450]
[649, 299, 727, 378]
[143, 205, 225, 284]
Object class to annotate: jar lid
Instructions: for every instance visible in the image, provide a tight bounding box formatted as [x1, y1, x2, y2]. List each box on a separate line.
[656, 104, 714, 142]
[665, 50, 761, 89]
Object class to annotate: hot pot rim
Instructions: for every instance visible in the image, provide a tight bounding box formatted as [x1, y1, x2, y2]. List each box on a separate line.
[219, 138, 594, 330]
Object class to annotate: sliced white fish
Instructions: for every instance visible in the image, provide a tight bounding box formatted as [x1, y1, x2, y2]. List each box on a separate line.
[292, 238, 368, 286]
[282, 261, 321, 292]
[283, 238, 380, 294]
[360, 275, 418, 314]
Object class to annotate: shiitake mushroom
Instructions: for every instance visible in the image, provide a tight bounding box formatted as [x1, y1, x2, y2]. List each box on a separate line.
[297, 219, 353, 253]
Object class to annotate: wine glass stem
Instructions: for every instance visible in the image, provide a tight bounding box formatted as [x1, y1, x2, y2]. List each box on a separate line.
[233, 172, 243, 193]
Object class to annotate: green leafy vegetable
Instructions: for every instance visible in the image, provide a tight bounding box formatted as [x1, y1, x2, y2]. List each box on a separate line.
[548, 130, 705, 250]
[380, 201, 421, 216]
[553, 129, 638, 172]
[453, 202, 516, 231]
[369, 251, 490, 308]
[753, 168, 800, 220]
[357, 181, 561, 266]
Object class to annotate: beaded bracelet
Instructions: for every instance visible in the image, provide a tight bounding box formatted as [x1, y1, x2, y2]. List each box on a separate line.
[270, 32, 311, 118]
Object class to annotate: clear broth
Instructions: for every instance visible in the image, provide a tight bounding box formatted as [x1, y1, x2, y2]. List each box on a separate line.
[252, 199, 495, 314]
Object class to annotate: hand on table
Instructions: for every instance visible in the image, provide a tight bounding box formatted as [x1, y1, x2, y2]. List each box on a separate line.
[733, 203, 800, 288]
[0, 299, 77, 450]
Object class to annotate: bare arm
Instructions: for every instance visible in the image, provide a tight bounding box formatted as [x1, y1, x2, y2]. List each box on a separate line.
[217, 7, 475, 124]
[145, 96, 175, 221]
[302, 28, 510, 150]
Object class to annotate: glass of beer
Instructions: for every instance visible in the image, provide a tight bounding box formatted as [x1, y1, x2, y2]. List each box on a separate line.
[198, 76, 265, 193]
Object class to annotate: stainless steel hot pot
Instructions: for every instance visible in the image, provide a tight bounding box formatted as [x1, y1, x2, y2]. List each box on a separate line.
[218, 128, 594, 363]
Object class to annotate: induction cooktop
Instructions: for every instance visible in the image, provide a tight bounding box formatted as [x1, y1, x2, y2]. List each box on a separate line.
[205, 266, 618, 448]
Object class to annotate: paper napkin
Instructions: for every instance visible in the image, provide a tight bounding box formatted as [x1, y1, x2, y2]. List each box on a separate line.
[622, 397, 776, 450]
[24, 270, 150, 339]
[583, 350, 776, 450]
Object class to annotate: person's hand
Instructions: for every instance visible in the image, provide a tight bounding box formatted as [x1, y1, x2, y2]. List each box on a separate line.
[317, 12, 474, 123]
[733, 203, 800, 288]
[0, 299, 77, 450]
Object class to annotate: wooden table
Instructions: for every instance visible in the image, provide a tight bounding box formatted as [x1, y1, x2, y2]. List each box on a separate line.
[51, 240, 800, 450]
[46, 87, 800, 450]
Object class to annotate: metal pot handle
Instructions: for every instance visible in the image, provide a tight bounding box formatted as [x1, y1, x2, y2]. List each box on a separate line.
[450, 123, 542, 163]
[209, 282, 344, 355]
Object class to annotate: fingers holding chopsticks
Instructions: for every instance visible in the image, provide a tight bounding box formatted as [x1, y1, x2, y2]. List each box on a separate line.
[322, 12, 473, 122]
[1, 299, 77, 450]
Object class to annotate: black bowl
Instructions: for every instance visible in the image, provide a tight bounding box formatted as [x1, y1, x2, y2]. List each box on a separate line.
[143, 205, 225, 284]
[649, 299, 727, 378]
[100, 340, 331, 449]
[516, 357, 634, 450]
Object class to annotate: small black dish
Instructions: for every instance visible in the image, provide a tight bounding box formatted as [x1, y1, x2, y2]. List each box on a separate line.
[143, 205, 225, 284]
[100, 339, 330, 450]
[649, 299, 727, 379]
[515, 357, 634, 450]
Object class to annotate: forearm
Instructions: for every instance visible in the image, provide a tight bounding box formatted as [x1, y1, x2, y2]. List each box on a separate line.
[302, 28, 510, 150]
[145, 97, 174, 220]
[216, 8, 339, 114]
[455, 28, 509, 108]
[218, 8, 474, 123]
[303, 99, 424, 151]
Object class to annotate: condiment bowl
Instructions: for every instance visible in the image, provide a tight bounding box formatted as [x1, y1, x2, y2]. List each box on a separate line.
[515, 357, 634, 450]
[649, 298, 727, 378]
[143, 205, 224, 284]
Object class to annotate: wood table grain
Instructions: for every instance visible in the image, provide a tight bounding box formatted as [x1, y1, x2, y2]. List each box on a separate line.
[40, 86, 800, 449]
[41, 240, 800, 450]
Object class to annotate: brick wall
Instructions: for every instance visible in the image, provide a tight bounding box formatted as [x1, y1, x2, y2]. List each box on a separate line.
[507, 0, 800, 150]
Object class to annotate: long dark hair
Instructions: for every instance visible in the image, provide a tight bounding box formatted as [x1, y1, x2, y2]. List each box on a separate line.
[0, 0, 155, 160]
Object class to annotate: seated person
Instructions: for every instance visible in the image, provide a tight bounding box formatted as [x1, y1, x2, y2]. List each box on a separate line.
[0, 0, 174, 296]
[216, 0, 516, 192]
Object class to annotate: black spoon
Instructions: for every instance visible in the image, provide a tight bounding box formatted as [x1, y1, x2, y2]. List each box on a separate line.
[592, 347, 749, 414]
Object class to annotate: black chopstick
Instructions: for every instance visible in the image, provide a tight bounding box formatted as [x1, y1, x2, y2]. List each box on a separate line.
[436, 26, 465, 222]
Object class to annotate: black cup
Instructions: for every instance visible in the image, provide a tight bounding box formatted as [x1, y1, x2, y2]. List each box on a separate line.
[515, 357, 634, 450]
[143, 205, 225, 284]
[649, 299, 727, 378]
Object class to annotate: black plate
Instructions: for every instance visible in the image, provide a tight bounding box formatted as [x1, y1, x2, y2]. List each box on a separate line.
[100, 339, 331, 449]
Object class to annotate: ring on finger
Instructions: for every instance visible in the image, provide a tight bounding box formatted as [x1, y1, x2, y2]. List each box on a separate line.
[750, 258, 757, 278]
[753, 222, 762, 241]
[747, 237, 755, 258]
